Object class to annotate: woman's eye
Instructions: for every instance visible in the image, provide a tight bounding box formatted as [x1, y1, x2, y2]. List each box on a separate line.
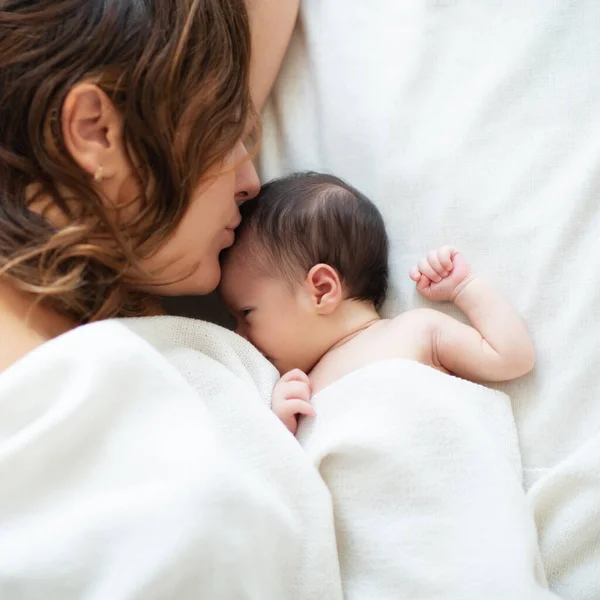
[241, 308, 253, 318]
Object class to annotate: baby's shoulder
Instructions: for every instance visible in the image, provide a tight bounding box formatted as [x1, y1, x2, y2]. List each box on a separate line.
[389, 308, 444, 334]
[358, 310, 442, 361]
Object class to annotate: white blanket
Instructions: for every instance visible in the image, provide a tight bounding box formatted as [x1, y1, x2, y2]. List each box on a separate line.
[0, 318, 343, 599]
[130, 318, 557, 598]
[297, 359, 554, 599]
[258, 2, 600, 596]
[3, 314, 586, 597]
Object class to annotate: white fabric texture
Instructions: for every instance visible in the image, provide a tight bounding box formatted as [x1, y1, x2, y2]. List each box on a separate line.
[0, 318, 343, 599]
[297, 359, 555, 600]
[259, 1, 600, 596]
[130, 318, 561, 598]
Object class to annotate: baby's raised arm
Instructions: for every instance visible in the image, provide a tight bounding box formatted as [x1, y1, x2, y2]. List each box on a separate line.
[409, 247, 535, 382]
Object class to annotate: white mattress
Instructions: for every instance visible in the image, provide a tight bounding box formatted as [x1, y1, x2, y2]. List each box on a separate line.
[259, 0, 600, 485]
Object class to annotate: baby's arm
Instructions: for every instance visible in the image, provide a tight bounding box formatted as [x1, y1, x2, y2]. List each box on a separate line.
[410, 247, 535, 382]
[272, 369, 315, 435]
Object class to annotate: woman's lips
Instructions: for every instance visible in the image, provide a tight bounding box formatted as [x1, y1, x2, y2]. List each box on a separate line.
[228, 215, 242, 230]
[223, 227, 235, 247]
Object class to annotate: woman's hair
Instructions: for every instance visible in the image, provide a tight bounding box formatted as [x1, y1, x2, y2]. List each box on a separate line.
[230, 172, 390, 310]
[0, 0, 255, 322]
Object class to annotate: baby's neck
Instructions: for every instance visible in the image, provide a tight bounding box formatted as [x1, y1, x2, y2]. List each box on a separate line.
[320, 301, 381, 359]
[306, 301, 382, 393]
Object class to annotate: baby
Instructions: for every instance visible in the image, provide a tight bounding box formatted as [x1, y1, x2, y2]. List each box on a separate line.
[219, 172, 535, 434]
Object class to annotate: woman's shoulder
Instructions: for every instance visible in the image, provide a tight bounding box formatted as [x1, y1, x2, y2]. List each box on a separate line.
[0, 319, 165, 386]
[0, 317, 267, 527]
[0, 319, 234, 449]
[0, 319, 209, 437]
[0, 316, 277, 438]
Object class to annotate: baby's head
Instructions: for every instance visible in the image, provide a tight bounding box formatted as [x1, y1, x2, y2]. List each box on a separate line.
[220, 172, 389, 374]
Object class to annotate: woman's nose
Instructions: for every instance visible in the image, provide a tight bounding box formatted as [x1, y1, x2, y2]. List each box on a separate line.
[234, 142, 260, 202]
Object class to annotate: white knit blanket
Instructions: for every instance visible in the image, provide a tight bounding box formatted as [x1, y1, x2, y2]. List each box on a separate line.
[0, 317, 342, 599]
[297, 359, 555, 599]
[129, 317, 559, 599]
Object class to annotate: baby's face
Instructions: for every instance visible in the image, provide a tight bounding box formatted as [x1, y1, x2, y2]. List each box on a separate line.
[220, 251, 321, 375]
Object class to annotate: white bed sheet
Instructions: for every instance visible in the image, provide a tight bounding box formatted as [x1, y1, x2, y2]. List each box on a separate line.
[260, 0, 600, 482]
[259, 3, 600, 596]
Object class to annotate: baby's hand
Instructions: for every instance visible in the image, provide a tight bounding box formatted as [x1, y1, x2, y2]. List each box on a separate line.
[409, 246, 474, 302]
[272, 369, 315, 435]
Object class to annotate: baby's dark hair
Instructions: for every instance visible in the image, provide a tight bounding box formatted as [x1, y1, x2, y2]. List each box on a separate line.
[233, 172, 389, 310]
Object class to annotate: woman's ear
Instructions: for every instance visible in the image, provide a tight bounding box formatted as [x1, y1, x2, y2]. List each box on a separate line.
[304, 264, 343, 315]
[61, 83, 129, 195]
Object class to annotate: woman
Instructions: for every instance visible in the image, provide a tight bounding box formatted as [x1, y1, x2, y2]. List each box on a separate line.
[0, 1, 343, 598]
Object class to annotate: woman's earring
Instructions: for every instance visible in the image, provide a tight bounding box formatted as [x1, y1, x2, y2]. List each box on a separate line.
[93, 165, 104, 183]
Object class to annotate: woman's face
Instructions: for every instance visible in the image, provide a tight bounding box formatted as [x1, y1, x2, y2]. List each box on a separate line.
[61, 84, 260, 297]
[134, 141, 260, 295]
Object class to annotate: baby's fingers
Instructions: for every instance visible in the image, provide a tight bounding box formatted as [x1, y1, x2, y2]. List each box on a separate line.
[280, 400, 316, 419]
[416, 273, 431, 294]
[280, 368, 310, 385]
[418, 257, 442, 283]
[427, 249, 449, 278]
[409, 265, 422, 282]
[438, 246, 456, 271]
[282, 381, 311, 403]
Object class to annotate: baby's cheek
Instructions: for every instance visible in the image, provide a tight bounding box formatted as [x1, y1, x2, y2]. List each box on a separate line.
[247, 325, 270, 353]
[259, 329, 286, 358]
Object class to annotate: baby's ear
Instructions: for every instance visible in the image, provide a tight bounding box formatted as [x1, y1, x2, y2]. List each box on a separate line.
[304, 264, 343, 315]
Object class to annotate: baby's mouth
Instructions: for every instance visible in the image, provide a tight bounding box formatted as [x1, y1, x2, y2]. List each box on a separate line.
[253, 346, 274, 365]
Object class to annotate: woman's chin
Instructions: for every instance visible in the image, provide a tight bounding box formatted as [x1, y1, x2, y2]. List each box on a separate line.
[181, 264, 222, 296]
[149, 261, 222, 297]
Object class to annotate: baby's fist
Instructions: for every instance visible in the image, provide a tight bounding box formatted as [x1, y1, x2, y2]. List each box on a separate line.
[272, 369, 315, 435]
[409, 246, 473, 302]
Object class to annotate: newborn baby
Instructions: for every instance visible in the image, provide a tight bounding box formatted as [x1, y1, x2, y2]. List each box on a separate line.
[219, 172, 535, 434]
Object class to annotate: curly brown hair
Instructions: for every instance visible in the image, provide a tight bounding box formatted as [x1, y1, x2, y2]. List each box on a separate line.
[0, 0, 255, 322]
